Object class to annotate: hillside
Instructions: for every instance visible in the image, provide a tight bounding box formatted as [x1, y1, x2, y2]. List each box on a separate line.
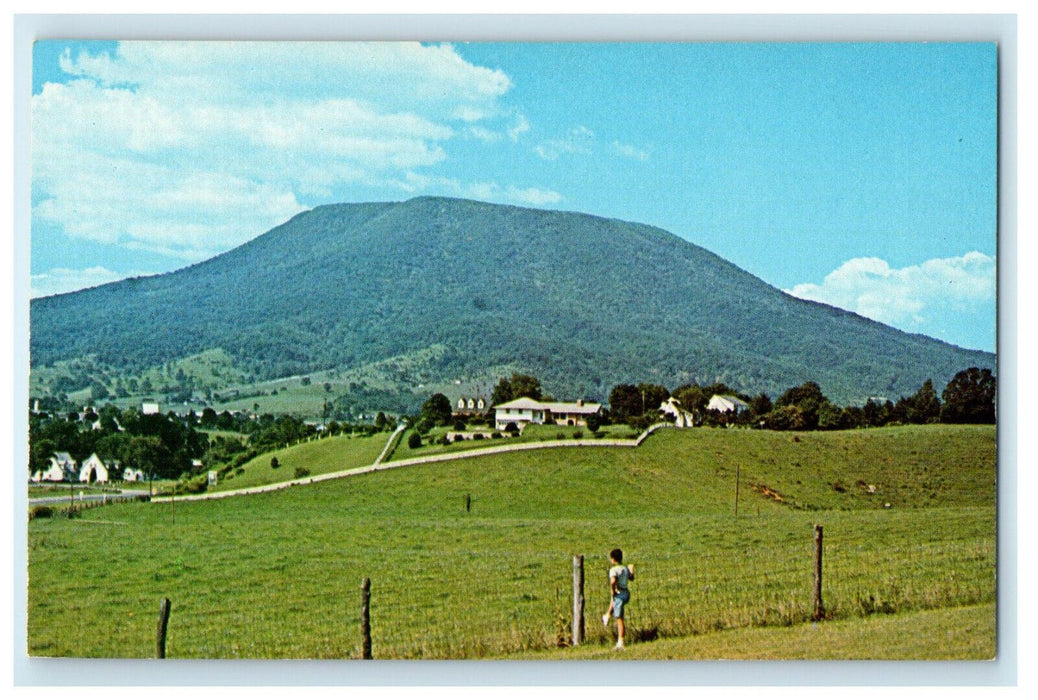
[29, 196, 994, 405]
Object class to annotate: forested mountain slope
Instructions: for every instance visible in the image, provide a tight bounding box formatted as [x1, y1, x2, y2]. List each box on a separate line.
[30, 197, 994, 404]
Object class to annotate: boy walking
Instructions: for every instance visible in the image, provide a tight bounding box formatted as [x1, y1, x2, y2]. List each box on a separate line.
[601, 548, 634, 649]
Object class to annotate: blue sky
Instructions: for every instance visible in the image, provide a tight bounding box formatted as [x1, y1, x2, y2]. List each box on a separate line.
[30, 40, 997, 352]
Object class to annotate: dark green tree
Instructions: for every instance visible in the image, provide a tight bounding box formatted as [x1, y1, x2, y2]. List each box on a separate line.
[905, 379, 941, 424]
[817, 401, 845, 430]
[776, 381, 827, 430]
[637, 383, 670, 418]
[672, 384, 709, 415]
[608, 384, 641, 423]
[750, 393, 773, 417]
[491, 377, 514, 406]
[941, 368, 996, 424]
[420, 393, 453, 426]
[492, 373, 543, 406]
[510, 374, 542, 401]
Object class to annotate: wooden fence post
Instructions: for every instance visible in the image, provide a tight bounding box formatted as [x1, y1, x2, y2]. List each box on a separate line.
[734, 464, 740, 517]
[156, 597, 172, 658]
[361, 577, 372, 659]
[572, 555, 585, 646]
[813, 524, 824, 621]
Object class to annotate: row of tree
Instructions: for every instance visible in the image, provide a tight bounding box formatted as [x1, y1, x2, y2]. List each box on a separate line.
[608, 368, 995, 431]
[460, 368, 996, 432]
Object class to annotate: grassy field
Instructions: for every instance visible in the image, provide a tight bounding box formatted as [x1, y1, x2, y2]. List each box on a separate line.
[510, 603, 996, 660]
[26, 425, 996, 659]
[209, 432, 390, 492]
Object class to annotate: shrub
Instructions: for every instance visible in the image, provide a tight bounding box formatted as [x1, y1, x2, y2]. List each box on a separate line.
[184, 476, 208, 494]
[556, 432, 566, 440]
[29, 505, 54, 521]
[294, 466, 311, 479]
[473, 433, 484, 440]
[408, 432, 423, 449]
[505, 422, 519, 435]
[270, 457, 280, 469]
[438, 435, 452, 445]
[573, 430, 583, 439]
[491, 432, 502, 439]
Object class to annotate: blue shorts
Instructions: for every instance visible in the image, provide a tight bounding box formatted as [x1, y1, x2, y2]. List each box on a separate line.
[612, 589, 631, 619]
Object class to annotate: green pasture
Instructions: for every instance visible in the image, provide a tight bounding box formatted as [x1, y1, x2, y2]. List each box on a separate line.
[209, 432, 389, 491]
[513, 603, 996, 660]
[27, 425, 996, 659]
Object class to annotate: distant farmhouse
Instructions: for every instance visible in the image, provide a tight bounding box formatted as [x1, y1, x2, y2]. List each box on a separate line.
[123, 467, 146, 482]
[79, 453, 114, 484]
[142, 402, 161, 415]
[494, 397, 602, 431]
[455, 395, 488, 416]
[31, 453, 124, 484]
[31, 452, 76, 483]
[660, 397, 696, 428]
[706, 395, 751, 415]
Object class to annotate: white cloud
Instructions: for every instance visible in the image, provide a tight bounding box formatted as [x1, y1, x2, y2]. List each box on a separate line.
[466, 126, 502, 143]
[508, 114, 530, 142]
[535, 128, 649, 163]
[32, 42, 514, 262]
[784, 252, 995, 331]
[399, 173, 561, 208]
[612, 140, 650, 161]
[505, 186, 562, 206]
[535, 125, 595, 160]
[30, 266, 155, 299]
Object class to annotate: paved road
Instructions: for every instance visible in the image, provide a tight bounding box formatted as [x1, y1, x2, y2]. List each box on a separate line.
[29, 488, 151, 506]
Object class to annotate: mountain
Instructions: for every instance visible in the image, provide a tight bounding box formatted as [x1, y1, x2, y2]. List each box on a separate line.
[29, 196, 994, 405]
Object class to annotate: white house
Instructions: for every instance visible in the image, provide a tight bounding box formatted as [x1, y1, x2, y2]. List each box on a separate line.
[456, 396, 488, 414]
[706, 394, 751, 414]
[32, 452, 76, 482]
[33, 452, 76, 479]
[660, 397, 696, 428]
[79, 453, 110, 484]
[142, 402, 161, 415]
[123, 467, 146, 482]
[494, 397, 602, 430]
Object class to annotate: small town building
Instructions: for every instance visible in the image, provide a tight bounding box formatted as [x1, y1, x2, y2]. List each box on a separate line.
[142, 402, 161, 415]
[494, 397, 602, 431]
[50, 452, 76, 480]
[455, 395, 488, 415]
[660, 397, 696, 428]
[79, 453, 110, 484]
[706, 394, 751, 414]
[32, 452, 75, 483]
[123, 467, 146, 482]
